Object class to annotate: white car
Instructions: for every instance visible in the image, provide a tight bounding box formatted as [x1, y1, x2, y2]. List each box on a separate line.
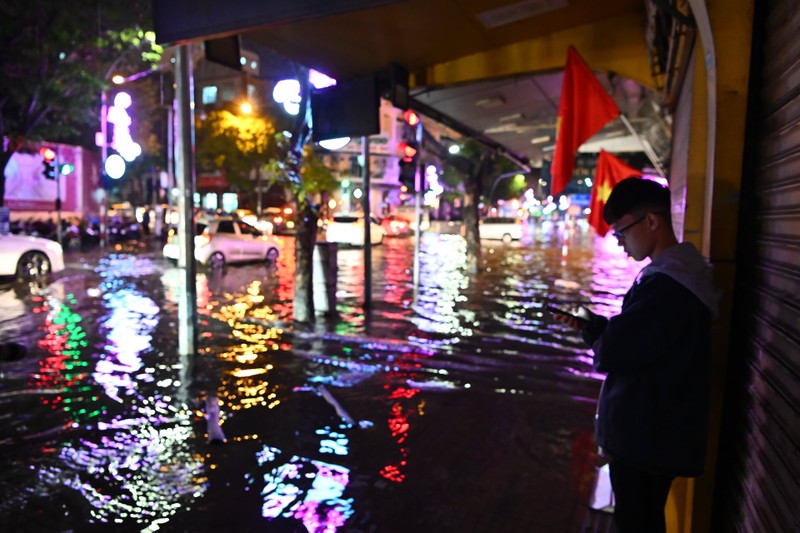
[163, 217, 280, 268]
[479, 217, 523, 243]
[0, 233, 65, 281]
[324, 214, 385, 246]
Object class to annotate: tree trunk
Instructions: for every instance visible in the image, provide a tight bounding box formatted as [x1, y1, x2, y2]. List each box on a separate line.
[288, 64, 315, 323]
[463, 154, 491, 274]
[462, 177, 481, 274]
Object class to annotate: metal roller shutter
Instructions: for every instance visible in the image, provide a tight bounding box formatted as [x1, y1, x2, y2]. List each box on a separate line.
[714, 0, 800, 530]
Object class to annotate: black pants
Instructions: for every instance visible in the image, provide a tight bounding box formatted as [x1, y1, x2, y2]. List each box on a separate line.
[609, 459, 675, 533]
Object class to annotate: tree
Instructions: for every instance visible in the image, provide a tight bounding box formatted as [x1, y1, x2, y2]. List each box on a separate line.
[261, 81, 340, 323]
[196, 108, 276, 191]
[0, 0, 160, 206]
[194, 67, 338, 324]
[441, 140, 521, 273]
[282, 66, 316, 323]
[299, 146, 338, 202]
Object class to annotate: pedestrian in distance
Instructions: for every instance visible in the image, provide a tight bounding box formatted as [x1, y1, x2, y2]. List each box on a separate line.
[142, 207, 151, 236]
[553, 177, 720, 533]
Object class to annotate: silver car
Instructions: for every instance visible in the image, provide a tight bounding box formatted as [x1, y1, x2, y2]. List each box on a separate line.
[163, 217, 280, 269]
[0, 233, 65, 281]
[324, 214, 385, 246]
[479, 217, 523, 243]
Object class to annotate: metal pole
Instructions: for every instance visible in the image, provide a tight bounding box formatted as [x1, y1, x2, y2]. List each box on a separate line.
[619, 114, 667, 178]
[255, 166, 262, 214]
[166, 99, 175, 228]
[412, 121, 423, 292]
[175, 44, 197, 357]
[486, 171, 519, 208]
[99, 89, 108, 247]
[55, 148, 62, 247]
[362, 136, 372, 311]
[413, 160, 421, 288]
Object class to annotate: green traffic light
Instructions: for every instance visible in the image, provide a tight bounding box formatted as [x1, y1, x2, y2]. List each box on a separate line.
[60, 163, 74, 176]
[341, 179, 350, 188]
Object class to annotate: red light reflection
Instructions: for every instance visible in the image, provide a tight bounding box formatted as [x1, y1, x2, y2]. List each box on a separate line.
[379, 381, 421, 483]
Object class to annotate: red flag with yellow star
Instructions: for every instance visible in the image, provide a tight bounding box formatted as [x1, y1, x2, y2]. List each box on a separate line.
[551, 47, 620, 196]
[589, 150, 642, 236]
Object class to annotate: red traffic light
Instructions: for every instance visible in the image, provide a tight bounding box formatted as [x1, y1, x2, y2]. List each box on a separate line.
[402, 110, 420, 126]
[40, 147, 56, 162]
[398, 142, 417, 162]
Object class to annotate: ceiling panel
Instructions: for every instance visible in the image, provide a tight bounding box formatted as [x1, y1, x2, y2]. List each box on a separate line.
[155, 0, 661, 169]
[241, 0, 643, 80]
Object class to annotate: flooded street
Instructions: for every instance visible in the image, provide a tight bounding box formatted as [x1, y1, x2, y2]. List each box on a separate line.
[0, 221, 641, 532]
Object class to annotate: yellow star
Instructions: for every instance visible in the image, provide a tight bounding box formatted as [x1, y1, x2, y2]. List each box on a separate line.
[596, 179, 613, 203]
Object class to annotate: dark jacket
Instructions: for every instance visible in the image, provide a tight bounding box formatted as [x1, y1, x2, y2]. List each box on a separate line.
[583, 243, 719, 477]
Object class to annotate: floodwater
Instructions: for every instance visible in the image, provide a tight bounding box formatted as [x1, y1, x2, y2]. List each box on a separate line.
[0, 220, 641, 532]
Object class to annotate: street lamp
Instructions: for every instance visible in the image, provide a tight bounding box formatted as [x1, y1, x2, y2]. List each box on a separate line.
[97, 33, 162, 246]
[486, 172, 526, 205]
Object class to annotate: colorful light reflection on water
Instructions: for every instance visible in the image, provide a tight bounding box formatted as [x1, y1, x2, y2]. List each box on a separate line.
[1, 255, 206, 531]
[255, 445, 354, 531]
[0, 223, 643, 531]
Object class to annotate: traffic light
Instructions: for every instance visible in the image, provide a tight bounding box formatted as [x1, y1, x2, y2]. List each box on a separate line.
[40, 147, 56, 180]
[398, 159, 416, 190]
[59, 162, 74, 176]
[398, 110, 421, 191]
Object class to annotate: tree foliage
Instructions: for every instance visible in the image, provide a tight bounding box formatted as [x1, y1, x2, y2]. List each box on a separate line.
[439, 139, 525, 272]
[258, 132, 339, 207]
[299, 146, 338, 200]
[196, 109, 276, 190]
[0, 0, 160, 205]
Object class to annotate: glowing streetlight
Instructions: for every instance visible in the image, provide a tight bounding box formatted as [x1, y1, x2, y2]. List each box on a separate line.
[319, 137, 350, 150]
[104, 154, 127, 180]
[240, 101, 253, 114]
[273, 69, 337, 116]
[272, 79, 301, 115]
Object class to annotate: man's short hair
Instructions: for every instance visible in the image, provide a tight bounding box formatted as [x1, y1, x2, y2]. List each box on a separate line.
[603, 177, 671, 224]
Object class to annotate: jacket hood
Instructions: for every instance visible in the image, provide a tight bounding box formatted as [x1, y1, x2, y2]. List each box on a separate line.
[640, 242, 721, 319]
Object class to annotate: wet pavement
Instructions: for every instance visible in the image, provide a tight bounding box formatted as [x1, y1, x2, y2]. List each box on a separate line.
[0, 220, 639, 532]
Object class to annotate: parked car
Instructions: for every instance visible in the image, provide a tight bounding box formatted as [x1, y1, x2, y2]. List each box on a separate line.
[261, 207, 297, 235]
[163, 217, 281, 269]
[0, 233, 65, 282]
[380, 215, 411, 237]
[108, 216, 143, 244]
[234, 209, 259, 226]
[324, 214, 385, 246]
[479, 217, 523, 243]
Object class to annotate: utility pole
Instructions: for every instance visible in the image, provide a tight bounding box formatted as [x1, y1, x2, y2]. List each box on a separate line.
[362, 136, 372, 313]
[175, 44, 198, 357]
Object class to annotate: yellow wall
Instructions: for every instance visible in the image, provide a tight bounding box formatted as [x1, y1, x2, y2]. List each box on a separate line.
[417, 11, 652, 88]
[680, 1, 755, 532]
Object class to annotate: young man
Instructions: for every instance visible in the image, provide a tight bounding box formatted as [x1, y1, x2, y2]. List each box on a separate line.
[554, 177, 719, 532]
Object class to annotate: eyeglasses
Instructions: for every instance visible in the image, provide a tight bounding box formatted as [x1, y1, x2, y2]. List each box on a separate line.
[612, 214, 647, 240]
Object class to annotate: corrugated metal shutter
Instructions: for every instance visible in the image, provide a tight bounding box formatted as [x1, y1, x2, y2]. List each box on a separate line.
[713, 0, 800, 530]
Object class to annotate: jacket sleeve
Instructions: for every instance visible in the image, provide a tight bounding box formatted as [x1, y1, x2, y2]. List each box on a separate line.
[591, 273, 703, 373]
[581, 310, 608, 347]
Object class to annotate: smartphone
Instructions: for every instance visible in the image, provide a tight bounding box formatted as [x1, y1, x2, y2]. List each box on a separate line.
[546, 304, 590, 325]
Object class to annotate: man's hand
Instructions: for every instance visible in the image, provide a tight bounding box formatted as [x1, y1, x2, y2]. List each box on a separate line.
[551, 311, 587, 331]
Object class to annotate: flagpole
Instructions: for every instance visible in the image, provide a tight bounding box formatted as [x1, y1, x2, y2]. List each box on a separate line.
[618, 114, 667, 178]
